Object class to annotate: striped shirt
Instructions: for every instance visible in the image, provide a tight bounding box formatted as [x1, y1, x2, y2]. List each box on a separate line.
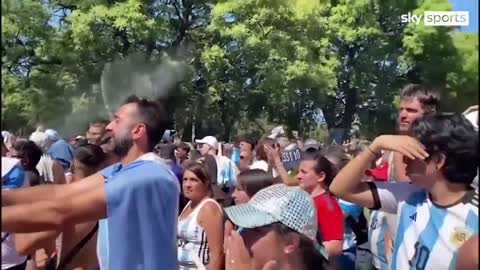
[339, 200, 363, 250]
[177, 199, 221, 270]
[368, 210, 391, 270]
[370, 182, 478, 270]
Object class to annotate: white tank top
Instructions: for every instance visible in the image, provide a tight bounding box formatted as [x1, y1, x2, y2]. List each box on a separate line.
[177, 198, 221, 270]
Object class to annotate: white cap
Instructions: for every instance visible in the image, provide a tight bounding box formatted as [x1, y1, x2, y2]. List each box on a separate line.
[195, 136, 218, 150]
[268, 126, 285, 139]
[30, 131, 49, 149]
[45, 129, 60, 141]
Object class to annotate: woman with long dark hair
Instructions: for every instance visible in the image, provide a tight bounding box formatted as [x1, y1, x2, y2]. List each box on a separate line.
[296, 152, 344, 269]
[178, 162, 224, 270]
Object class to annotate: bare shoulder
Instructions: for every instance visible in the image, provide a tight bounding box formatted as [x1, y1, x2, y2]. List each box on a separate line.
[198, 200, 224, 221]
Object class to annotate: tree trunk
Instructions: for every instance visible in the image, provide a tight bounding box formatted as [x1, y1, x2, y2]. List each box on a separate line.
[328, 41, 362, 142]
[340, 85, 358, 132]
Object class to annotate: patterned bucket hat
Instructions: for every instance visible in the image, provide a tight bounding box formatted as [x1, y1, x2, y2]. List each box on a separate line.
[224, 184, 318, 241]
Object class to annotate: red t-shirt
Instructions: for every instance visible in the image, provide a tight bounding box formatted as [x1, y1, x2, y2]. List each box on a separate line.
[314, 192, 344, 242]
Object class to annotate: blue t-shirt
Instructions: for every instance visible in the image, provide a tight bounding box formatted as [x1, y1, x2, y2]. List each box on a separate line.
[2, 165, 25, 189]
[97, 154, 180, 270]
[48, 139, 74, 171]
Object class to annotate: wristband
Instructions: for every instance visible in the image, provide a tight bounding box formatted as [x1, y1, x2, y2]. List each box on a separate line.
[367, 146, 381, 157]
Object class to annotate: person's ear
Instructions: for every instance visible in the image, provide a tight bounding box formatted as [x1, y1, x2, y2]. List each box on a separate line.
[433, 153, 446, 171]
[317, 171, 326, 183]
[282, 232, 301, 255]
[132, 123, 147, 139]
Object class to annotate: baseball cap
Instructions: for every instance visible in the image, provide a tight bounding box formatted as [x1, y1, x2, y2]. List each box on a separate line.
[365, 161, 389, 181]
[224, 184, 318, 241]
[195, 136, 218, 150]
[304, 138, 321, 151]
[45, 129, 60, 141]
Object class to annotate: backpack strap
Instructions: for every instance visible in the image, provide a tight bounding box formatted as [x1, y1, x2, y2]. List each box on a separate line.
[1, 233, 10, 243]
[56, 222, 98, 270]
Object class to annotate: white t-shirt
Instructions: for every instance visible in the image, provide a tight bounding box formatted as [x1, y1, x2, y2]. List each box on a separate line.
[249, 160, 278, 177]
[250, 160, 268, 171]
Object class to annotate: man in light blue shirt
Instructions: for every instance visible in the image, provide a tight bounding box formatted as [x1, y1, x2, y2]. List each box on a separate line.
[2, 95, 180, 270]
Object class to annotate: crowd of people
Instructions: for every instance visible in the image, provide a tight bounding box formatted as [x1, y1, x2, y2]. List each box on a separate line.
[1, 84, 478, 270]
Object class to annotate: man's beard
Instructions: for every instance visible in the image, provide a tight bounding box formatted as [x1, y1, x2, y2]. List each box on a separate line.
[112, 132, 133, 158]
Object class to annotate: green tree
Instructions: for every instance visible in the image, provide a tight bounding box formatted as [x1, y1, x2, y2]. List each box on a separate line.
[2, 0, 477, 142]
[202, 0, 338, 139]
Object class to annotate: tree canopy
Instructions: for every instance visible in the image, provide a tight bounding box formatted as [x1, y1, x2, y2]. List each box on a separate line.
[2, 0, 477, 141]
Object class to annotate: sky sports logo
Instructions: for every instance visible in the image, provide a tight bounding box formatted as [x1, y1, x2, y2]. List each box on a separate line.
[401, 11, 469, 26]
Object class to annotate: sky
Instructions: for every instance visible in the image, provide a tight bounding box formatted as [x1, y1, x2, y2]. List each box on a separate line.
[450, 0, 478, 32]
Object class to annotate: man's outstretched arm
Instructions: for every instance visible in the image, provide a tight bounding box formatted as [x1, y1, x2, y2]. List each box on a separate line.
[2, 175, 107, 233]
[2, 173, 103, 206]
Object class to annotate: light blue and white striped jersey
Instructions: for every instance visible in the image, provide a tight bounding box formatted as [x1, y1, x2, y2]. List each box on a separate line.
[339, 199, 363, 250]
[367, 152, 395, 270]
[368, 210, 391, 270]
[371, 182, 478, 270]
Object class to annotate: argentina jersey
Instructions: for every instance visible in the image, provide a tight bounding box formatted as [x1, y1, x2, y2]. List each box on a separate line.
[339, 199, 363, 250]
[368, 210, 392, 270]
[370, 182, 479, 270]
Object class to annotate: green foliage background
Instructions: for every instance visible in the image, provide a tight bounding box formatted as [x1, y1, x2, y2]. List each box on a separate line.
[2, 0, 477, 141]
